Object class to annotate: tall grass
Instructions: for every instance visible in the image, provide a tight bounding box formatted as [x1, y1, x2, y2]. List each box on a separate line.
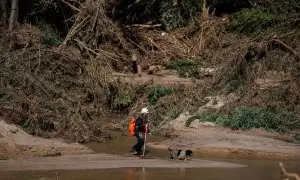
[186, 108, 300, 142]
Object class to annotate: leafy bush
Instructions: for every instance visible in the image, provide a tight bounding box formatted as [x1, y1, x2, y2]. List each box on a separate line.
[38, 21, 62, 46]
[166, 59, 199, 78]
[186, 108, 300, 135]
[116, 0, 202, 30]
[106, 84, 133, 112]
[23, 0, 73, 36]
[160, 2, 183, 30]
[230, 8, 279, 34]
[207, 0, 251, 16]
[113, 93, 132, 111]
[148, 86, 174, 105]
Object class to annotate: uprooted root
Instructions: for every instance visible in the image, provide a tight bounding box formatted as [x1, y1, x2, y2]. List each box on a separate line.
[279, 162, 300, 180]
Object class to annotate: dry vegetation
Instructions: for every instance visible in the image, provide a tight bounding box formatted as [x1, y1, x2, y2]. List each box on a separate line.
[0, 0, 299, 142]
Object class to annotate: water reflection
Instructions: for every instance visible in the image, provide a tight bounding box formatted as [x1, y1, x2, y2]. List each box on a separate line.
[124, 167, 187, 180]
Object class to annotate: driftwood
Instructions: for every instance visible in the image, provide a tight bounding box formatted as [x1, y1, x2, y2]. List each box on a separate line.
[60, 0, 81, 12]
[279, 162, 300, 180]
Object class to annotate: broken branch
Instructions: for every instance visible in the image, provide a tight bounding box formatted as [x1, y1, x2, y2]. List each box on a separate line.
[60, 0, 81, 12]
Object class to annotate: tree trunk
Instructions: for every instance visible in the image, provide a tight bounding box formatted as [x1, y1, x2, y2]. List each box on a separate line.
[0, 0, 8, 21]
[8, 0, 18, 31]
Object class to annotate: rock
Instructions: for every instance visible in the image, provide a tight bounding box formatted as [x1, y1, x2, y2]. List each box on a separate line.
[9, 127, 18, 133]
[198, 93, 239, 114]
[189, 121, 216, 128]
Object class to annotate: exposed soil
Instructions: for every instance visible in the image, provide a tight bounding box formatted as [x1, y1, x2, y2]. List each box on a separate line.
[0, 120, 92, 159]
[149, 113, 300, 160]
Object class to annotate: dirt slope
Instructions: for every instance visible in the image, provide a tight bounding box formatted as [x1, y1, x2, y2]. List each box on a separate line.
[0, 120, 92, 159]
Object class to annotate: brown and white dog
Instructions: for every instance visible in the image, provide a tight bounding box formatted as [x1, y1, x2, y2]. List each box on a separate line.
[168, 147, 193, 160]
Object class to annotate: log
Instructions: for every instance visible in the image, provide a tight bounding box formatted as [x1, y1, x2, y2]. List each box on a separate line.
[279, 162, 300, 180]
[8, 0, 18, 31]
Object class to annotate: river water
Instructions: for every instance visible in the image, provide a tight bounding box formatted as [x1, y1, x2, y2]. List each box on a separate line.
[1, 131, 299, 180]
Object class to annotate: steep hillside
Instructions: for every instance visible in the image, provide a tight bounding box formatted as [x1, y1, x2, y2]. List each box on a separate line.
[0, 0, 299, 143]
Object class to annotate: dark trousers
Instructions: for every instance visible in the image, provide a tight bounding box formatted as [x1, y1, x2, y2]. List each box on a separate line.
[133, 133, 144, 153]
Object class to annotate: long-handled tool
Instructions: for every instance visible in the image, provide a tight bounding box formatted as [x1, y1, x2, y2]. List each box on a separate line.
[142, 124, 148, 157]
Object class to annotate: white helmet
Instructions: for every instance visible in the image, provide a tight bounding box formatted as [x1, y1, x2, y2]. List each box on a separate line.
[141, 107, 149, 114]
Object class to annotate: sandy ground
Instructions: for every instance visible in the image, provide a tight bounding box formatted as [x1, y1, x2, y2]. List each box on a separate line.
[0, 120, 92, 159]
[148, 113, 300, 160]
[0, 153, 246, 171]
[0, 120, 247, 171]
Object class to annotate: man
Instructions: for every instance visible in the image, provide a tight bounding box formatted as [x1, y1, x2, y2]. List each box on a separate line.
[132, 107, 151, 155]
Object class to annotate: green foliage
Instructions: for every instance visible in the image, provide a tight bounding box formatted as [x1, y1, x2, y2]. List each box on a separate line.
[106, 84, 133, 112]
[160, 2, 183, 30]
[186, 108, 300, 135]
[166, 59, 199, 78]
[38, 20, 62, 46]
[160, 0, 202, 30]
[230, 8, 279, 34]
[148, 86, 174, 105]
[113, 93, 132, 110]
[116, 0, 202, 30]
[293, 133, 300, 144]
[296, 0, 300, 5]
[167, 109, 181, 121]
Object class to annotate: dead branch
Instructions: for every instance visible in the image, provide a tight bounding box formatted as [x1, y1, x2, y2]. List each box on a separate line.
[279, 162, 300, 180]
[74, 39, 99, 56]
[268, 39, 300, 61]
[125, 24, 162, 28]
[61, 16, 90, 45]
[91, 7, 100, 31]
[60, 0, 81, 12]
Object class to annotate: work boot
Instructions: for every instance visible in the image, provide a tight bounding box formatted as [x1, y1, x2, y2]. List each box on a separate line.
[132, 151, 141, 155]
[131, 146, 136, 152]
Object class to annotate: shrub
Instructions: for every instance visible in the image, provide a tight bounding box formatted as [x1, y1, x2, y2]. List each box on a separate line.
[148, 86, 174, 105]
[186, 108, 300, 135]
[229, 8, 279, 34]
[37, 21, 62, 46]
[166, 59, 199, 78]
[116, 0, 202, 30]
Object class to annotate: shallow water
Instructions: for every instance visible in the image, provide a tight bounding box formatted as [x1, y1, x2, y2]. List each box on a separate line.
[1, 160, 300, 180]
[1, 131, 300, 180]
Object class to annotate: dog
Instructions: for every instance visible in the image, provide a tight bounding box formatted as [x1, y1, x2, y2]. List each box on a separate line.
[168, 147, 193, 160]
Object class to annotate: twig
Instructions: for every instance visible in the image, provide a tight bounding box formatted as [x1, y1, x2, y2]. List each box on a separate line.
[91, 7, 100, 31]
[61, 16, 90, 45]
[279, 162, 300, 180]
[125, 24, 162, 28]
[60, 0, 80, 12]
[74, 39, 99, 56]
